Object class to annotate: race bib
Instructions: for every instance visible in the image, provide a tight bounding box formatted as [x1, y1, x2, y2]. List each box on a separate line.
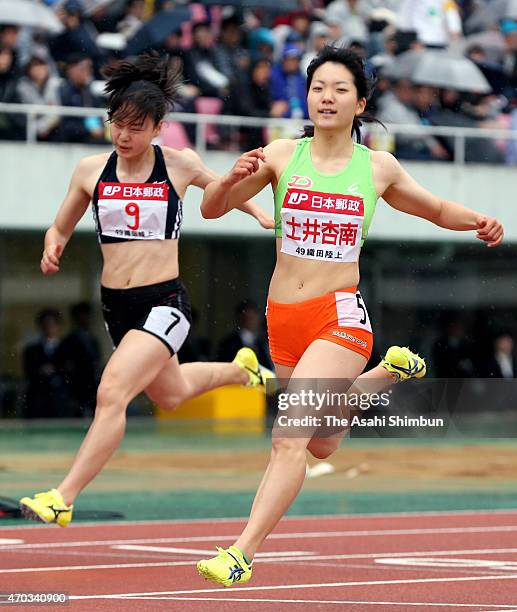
[280, 188, 364, 263]
[97, 182, 169, 240]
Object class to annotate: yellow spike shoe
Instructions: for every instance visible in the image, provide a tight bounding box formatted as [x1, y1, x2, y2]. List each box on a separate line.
[197, 545, 253, 587]
[19, 489, 73, 527]
[233, 347, 275, 388]
[381, 346, 427, 382]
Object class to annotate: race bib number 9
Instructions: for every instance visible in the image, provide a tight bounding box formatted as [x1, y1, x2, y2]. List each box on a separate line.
[280, 188, 364, 263]
[98, 182, 169, 240]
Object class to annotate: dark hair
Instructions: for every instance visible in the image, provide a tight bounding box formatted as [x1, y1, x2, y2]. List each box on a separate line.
[103, 52, 182, 127]
[305, 45, 382, 142]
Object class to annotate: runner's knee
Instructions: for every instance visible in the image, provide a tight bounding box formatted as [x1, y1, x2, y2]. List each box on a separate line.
[307, 438, 339, 460]
[96, 374, 128, 413]
[148, 380, 191, 411]
[271, 437, 307, 457]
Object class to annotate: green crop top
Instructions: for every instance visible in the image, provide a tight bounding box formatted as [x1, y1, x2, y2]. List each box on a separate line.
[274, 137, 378, 263]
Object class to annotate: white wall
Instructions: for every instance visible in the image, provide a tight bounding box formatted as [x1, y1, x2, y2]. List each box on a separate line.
[1, 142, 514, 242]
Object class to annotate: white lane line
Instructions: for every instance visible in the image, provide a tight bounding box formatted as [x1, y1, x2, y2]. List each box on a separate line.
[0, 539, 23, 545]
[377, 558, 517, 571]
[92, 597, 517, 608]
[112, 545, 312, 557]
[69, 573, 517, 600]
[5, 548, 517, 575]
[4, 525, 517, 551]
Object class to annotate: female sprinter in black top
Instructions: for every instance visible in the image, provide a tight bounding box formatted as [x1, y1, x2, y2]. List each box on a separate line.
[19, 53, 273, 526]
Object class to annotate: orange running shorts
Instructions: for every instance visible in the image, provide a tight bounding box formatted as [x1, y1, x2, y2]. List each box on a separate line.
[266, 287, 373, 367]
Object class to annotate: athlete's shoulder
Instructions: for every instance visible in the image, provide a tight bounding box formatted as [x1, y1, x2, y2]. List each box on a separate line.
[76, 151, 111, 173]
[161, 145, 200, 168]
[371, 149, 401, 173]
[264, 138, 298, 155]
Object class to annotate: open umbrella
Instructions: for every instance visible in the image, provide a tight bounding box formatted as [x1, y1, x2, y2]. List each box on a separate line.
[383, 49, 423, 82]
[0, 0, 63, 32]
[455, 29, 507, 62]
[385, 49, 492, 93]
[125, 8, 190, 56]
[412, 51, 492, 93]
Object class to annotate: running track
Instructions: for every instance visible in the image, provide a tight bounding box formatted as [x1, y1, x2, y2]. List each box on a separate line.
[2, 511, 517, 611]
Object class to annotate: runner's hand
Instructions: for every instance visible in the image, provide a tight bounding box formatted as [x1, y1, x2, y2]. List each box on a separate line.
[41, 244, 63, 275]
[256, 210, 275, 230]
[222, 148, 266, 187]
[475, 216, 504, 248]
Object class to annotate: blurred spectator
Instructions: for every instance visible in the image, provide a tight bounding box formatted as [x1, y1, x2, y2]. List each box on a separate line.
[217, 300, 273, 369]
[248, 27, 276, 62]
[506, 105, 517, 163]
[301, 21, 332, 74]
[325, 16, 344, 43]
[501, 19, 517, 101]
[23, 309, 69, 419]
[432, 319, 475, 378]
[224, 58, 272, 148]
[325, 0, 369, 45]
[49, 0, 104, 71]
[397, 0, 463, 49]
[0, 44, 24, 140]
[214, 14, 250, 83]
[413, 84, 440, 121]
[478, 333, 516, 378]
[59, 53, 104, 144]
[16, 50, 62, 142]
[177, 308, 211, 363]
[58, 302, 101, 417]
[0, 25, 19, 66]
[376, 78, 449, 159]
[429, 89, 505, 162]
[184, 22, 229, 98]
[117, 0, 146, 40]
[466, 44, 508, 96]
[271, 43, 308, 118]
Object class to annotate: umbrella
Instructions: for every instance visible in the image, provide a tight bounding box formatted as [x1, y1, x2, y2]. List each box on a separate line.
[385, 50, 492, 93]
[0, 0, 63, 32]
[412, 51, 492, 93]
[455, 29, 507, 63]
[383, 49, 423, 82]
[125, 8, 190, 56]
[465, 0, 517, 33]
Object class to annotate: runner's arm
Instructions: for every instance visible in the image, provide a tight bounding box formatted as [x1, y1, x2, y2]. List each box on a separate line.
[199, 148, 276, 219]
[186, 148, 274, 229]
[42, 158, 93, 275]
[380, 152, 504, 247]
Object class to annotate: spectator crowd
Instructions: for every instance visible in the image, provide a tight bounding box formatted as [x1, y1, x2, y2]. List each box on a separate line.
[0, 0, 517, 161]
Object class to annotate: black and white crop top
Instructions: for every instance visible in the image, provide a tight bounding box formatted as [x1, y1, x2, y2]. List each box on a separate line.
[91, 145, 183, 243]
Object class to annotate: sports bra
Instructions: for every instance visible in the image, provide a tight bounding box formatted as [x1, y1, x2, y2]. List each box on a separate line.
[92, 145, 183, 244]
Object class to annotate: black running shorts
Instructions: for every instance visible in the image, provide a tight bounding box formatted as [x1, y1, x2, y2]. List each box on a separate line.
[100, 278, 192, 356]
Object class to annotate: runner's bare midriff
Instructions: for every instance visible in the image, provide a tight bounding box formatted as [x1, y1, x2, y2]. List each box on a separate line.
[100, 240, 179, 289]
[269, 238, 359, 303]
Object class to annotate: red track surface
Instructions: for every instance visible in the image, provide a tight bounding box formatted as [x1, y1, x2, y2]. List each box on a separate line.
[2, 511, 517, 611]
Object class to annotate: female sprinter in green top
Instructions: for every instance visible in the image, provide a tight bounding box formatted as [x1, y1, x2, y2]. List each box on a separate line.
[19, 53, 273, 527]
[196, 46, 504, 586]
